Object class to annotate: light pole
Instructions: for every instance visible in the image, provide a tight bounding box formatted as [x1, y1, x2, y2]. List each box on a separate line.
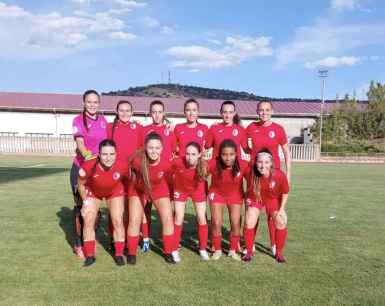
[318, 69, 328, 157]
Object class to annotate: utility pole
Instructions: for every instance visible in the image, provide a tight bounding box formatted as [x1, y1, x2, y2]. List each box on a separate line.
[318, 69, 328, 157]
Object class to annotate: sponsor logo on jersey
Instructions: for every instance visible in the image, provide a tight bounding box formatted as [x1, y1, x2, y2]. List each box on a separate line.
[180, 131, 185, 135]
[236, 171, 241, 177]
[269, 131, 275, 139]
[93, 174, 99, 178]
[218, 129, 224, 133]
[232, 128, 239, 136]
[164, 128, 170, 136]
[113, 172, 121, 180]
[197, 130, 204, 138]
[269, 180, 276, 189]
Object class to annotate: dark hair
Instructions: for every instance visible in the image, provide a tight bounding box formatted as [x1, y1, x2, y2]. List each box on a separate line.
[141, 132, 163, 195]
[111, 100, 133, 140]
[82, 89, 100, 132]
[185, 141, 207, 180]
[184, 98, 200, 111]
[91, 138, 116, 176]
[150, 100, 170, 124]
[220, 100, 241, 125]
[216, 139, 240, 179]
[252, 148, 274, 200]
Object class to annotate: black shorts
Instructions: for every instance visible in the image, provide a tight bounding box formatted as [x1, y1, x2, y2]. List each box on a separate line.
[70, 163, 79, 196]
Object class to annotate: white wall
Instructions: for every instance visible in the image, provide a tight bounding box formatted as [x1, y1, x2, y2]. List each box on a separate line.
[0, 111, 315, 142]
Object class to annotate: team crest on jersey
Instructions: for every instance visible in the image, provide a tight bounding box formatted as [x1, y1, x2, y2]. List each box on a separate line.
[269, 180, 276, 189]
[197, 130, 204, 138]
[245, 198, 252, 206]
[232, 128, 239, 136]
[209, 192, 215, 201]
[78, 168, 86, 178]
[269, 131, 275, 139]
[158, 171, 164, 178]
[174, 191, 180, 199]
[113, 172, 121, 180]
[130, 123, 136, 130]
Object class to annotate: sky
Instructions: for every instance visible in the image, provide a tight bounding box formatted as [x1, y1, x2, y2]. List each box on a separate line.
[0, 0, 384, 99]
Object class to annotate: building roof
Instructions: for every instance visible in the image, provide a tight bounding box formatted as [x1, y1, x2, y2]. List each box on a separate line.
[0, 91, 339, 118]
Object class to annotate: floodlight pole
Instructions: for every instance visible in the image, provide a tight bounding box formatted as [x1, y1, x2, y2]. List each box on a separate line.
[318, 69, 328, 157]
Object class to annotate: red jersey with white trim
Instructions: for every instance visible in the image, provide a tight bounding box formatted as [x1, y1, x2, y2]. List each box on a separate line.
[130, 155, 172, 199]
[142, 124, 176, 160]
[174, 122, 209, 156]
[259, 169, 289, 208]
[205, 123, 247, 159]
[246, 121, 288, 168]
[107, 120, 143, 163]
[208, 159, 249, 198]
[171, 157, 206, 194]
[79, 159, 128, 198]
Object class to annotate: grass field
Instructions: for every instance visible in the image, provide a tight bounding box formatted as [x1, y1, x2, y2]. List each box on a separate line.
[0, 155, 384, 306]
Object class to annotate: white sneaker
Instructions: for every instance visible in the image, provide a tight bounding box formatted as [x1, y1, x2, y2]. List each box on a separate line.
[171, 250, 181, 263]
[199, 250, 210, 261]
[228, 250, 241, 261]
[242, 245, 256, 255]
[271, 245, 276, 257]
[212, 250, 222, 260]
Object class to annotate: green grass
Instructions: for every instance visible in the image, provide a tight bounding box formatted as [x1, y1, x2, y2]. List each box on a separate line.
[0, 155, 384, 306]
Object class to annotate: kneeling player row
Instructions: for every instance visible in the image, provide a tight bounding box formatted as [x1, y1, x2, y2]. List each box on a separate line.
[77, 132, 289, 266]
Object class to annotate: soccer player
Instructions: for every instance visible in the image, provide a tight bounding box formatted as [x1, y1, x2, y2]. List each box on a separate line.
[205, 100, 248, 160]
[172, 142, 210, 261]
[70, 89, 107, 259]
[77, 139, 128, 267]
[208, 139, 249, 260]
[126, 132, 177, 264]
[246, 101, 291, 256]
[140, 100, 177, 252]
[174, 99, 209, 157]
[107, 100, 143, 246]
[242, 149, 289, 263]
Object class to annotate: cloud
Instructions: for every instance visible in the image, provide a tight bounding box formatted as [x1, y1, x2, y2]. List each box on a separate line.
[275, 19, 385, 68]
[143, 16, 160, 28]
[165, 35, 273, 70]
[330, 0, 360, 10]
[305, 56, 360, 69]
[71, 0, 147, 7]
[0, 2, 138, 59]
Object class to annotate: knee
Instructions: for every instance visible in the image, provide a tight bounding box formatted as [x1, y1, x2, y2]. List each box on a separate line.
[174, 213, 184, 225]
[274, 214, 287, 229]
[196, 215, 207, 225]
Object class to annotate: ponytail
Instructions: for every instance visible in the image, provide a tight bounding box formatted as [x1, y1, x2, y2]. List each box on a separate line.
[220, 100, 242, 126]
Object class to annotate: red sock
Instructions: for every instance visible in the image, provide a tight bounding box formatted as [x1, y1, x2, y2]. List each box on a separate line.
[163, 234, 174, 254]
[142, 203, 152, 239]
[268, 216, 276, 248]
[174, 224, 183, 250]
[83, 240, 96, 257]
[141, 222, 149, 239]
[114, 241, 125, 257]
[198, 224, 208, 251]
[229, 234, 240, 252]
[276, 228, 288, 257]
[107, 215, 114, 237]
[212, 234, 222, 251]
[243, 228, 255, 256]
[127, 235, 139, 256]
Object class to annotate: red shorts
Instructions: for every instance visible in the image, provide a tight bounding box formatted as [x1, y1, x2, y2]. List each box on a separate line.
[245, 198, 264, 210]
[265, 199, 280, 215]
[173, 189, 207, 203]
[208, 190, 243, 205]
[86, 184, 125, 201]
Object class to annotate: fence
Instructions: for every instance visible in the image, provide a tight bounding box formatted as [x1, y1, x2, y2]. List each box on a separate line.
[0, 134, 322, 161]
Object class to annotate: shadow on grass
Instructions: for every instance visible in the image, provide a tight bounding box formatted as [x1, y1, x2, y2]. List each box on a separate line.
[0, 167, 67, 184]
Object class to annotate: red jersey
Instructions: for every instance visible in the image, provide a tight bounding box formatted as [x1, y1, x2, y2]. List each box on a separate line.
[246, 121, 288, 168]
[79, 159, 128, 199]
[208, 159, 249, 198]
[130, 155, 172, 200]
[107, 120, 143, 163]
[142, 124, 177, 160]
[171, 157, 206, 194]
[259, 169, 289, 212]
[205, 123, 247, 159]
[174, 122, 209, 156]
